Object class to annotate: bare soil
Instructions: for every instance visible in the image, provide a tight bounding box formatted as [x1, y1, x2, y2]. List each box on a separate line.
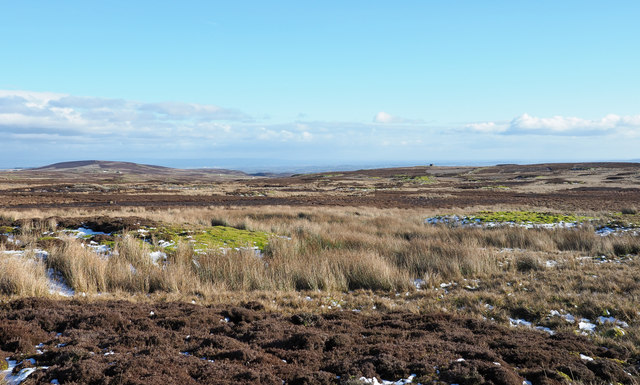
[1, 299, 636, 385]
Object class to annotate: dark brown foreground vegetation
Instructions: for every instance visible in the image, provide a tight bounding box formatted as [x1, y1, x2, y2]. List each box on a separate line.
[1, 299, 637, 385]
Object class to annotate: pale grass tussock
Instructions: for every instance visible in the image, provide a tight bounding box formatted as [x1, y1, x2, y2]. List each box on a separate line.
[0, 249, 50, 296]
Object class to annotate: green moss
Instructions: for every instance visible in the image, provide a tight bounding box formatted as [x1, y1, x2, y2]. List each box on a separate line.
[471, 211, 590, 224]
[480, 185, 510, 190]
[194, 226, 270, 251]
[556, 371, 572, 382]
[603, 327, 626, 338]
[149, 225, 270, 253]
[394, 175, 436, 184]
[37, 236, 59, 241]
[0, 226, 16, 234]
[100, 240, 116, 248]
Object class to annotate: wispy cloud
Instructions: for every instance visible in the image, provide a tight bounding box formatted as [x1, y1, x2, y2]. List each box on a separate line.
[0, 90, 251, 139]
[373, 111, 423, 124]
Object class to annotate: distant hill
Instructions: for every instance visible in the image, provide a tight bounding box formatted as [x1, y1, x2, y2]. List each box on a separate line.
[27, 160, 251, 178]
[33, 160, 171, 173]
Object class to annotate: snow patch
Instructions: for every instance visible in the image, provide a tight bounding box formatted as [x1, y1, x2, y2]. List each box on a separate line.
[65, 227, 110, 237]
[358, 374, 417, 385]
[149, 251, 167, 264]
[597, 316, 629, 328]
[578, 320, 597, 332]
[2, 359, 39, 385]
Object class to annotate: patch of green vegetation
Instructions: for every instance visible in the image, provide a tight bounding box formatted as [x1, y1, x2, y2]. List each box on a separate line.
[394, 175, 436, 184]
[0, 226, 16, 234]
[603, 327, 626, 338]
[37, 236, 59, 241]
[480, 185, 510, 190]
[194, 226, 270, 250]
[322, 173, 343, 178]
[150, 225, 270, 252]
[100, 240, 116, 248]
[471, 211, 591, 224]
[556, 370, 572, 382]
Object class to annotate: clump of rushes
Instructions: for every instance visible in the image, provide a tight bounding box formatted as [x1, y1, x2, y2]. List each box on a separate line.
[0, 251, 50, 296]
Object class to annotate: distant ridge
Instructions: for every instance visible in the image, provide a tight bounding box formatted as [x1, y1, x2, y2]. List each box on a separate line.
[33, 160, 171, 173]
[27, 160, 251, 178]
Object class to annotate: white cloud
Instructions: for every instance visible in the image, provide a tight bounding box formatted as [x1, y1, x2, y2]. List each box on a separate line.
[373, 111, 424, 125]
[466, 113, 640, 136]
[373, 111, 396, 123]
[0, 90, 250, 139]
[465, 121, 507, 133]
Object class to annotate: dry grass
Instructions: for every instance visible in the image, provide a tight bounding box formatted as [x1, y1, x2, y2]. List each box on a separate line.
[5, 206, 640, 296]
[4, 205, 640, 352]
[0, 249, 50, 296]
[47, 238, 107, 293]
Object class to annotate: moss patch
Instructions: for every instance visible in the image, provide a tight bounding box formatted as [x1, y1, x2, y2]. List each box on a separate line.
[395, 175, 436, 184]
[471, 211, 589, 224]
[150, 225, 270, 253]
[0, 226, 16, 234]
[193, 226, 269, 251]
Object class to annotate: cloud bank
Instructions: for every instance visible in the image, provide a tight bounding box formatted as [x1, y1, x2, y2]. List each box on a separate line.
[1, 90, 640, 168]
[466, 113, 640, 136]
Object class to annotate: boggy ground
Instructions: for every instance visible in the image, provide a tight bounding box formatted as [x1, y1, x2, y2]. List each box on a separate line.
[1, 298, 637, 385]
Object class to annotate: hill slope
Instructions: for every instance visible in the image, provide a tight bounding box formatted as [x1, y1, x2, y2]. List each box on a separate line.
[27, 160, 251, 179]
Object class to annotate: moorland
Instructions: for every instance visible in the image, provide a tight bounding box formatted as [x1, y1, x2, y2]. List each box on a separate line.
[1, 160, 640, 385]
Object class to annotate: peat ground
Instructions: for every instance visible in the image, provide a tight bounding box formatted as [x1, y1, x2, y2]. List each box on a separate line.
[1, 299, 637, 385]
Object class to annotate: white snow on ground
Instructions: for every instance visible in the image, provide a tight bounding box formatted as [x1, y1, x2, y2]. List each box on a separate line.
[157, 240, 175, 248]
[0, 249, 48, 259]
[358, 374, 417, 385]
[578, 320, 597, 332]
[549, 310, 576, 323]
[0, 249, 74, 297]
[509, 318, 532, 327]
[580, 354, 594, 362]
[509, 318, 555, 335]
[425, 216, 579, 230]
[596, 226, 639, 236]
[149, 251, 167, 265]
[535, 326, 555, 335]
[85, 241, 111, 255]
[413, 279, 425, 289]
[545, 260, 558, 268]
[597, 316, 629, 328]
[2, 359, 38, 385]
[64, 227, 110, 237]
[46, 268, 75, 297]
[548, 310, 629, 334]
[426, 215, 640, 236]
[2, 234, 21, 245]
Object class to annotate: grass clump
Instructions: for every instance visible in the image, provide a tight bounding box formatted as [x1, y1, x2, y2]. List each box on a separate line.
[0, 251, 50, 296]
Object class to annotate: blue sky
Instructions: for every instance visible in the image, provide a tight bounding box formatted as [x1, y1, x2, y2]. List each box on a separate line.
[1, 1, 639, 170]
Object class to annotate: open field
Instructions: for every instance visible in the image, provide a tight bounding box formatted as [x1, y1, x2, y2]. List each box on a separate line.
[1, 162, 640, 384]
